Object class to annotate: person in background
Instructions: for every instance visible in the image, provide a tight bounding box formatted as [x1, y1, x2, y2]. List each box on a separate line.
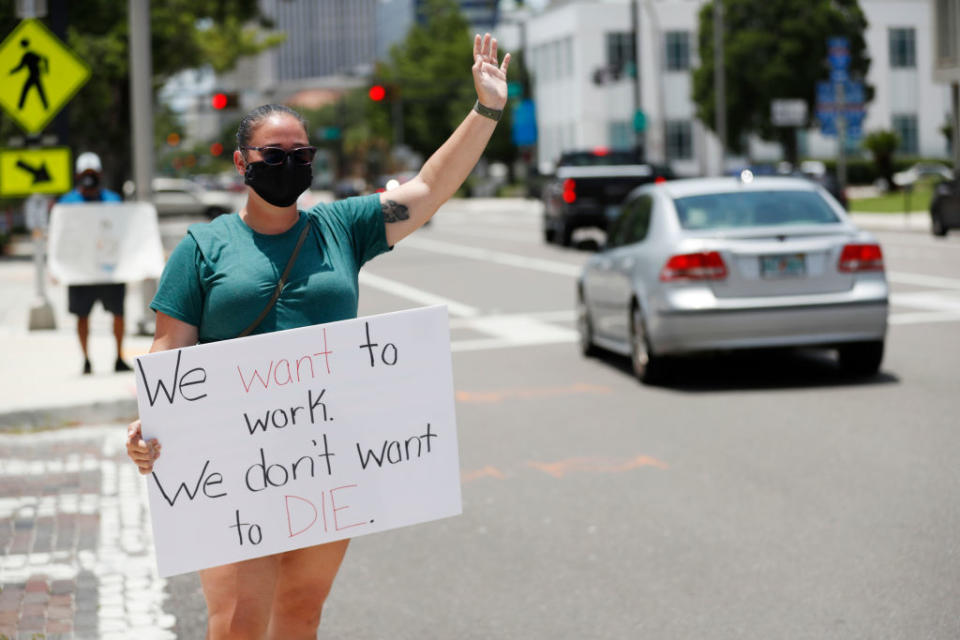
[59, 151, 132, 374]
[126, 33, 509, 639]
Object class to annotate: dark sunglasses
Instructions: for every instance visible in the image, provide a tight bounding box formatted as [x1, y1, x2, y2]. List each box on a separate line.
[242, 145, 317, 166]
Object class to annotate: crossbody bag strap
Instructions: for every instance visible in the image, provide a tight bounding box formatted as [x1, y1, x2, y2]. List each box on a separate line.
[237, 221, 312, 338]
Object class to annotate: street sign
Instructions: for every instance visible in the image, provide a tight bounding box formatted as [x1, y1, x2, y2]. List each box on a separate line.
[817, 111, 864, 138]
[0, 146, 71, 196]
[0, 19, 91, 133]
[633, 109, 647, 133]
[828, 37, 850, 71]
[511, 99, 537, 147]
[829, 68, 849, 83]
[816, 81, 865, 109]
[771, 99, 808, 126]
[316, 126, 340, 141]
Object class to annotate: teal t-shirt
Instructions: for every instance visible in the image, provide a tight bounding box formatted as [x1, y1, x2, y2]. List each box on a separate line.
[151, 194, 390, 343]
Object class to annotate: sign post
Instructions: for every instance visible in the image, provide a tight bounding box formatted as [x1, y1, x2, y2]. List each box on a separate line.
[25, 193, 55, 330]
[826, 37, 851, 190]
[0, 16, 91, 329]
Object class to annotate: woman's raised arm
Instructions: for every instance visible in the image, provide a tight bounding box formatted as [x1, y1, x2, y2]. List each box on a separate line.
[381, 33, 511, 246]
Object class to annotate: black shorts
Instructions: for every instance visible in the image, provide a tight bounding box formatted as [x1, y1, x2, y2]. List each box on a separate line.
[68, 284, 126, 316]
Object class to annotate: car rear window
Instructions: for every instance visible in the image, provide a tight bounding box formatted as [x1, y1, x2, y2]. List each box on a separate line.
[673, 190, 841, 230]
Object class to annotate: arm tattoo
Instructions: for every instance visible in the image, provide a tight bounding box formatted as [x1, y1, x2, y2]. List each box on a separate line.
[381, 199, 410, 223]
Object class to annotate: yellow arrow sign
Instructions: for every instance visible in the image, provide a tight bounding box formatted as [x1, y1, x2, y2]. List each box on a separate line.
[0, 19, 91, 133]
[0, 147, 72, 196]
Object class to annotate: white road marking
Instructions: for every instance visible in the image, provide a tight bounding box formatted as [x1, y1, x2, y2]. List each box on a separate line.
[433, 226, 540, 243]
[887, 271, 960, 290]
[400, 236, 583, 277]
[889, 291, 960, 312]
[358, 272, 479, 317]
[877, 236, 960, 251]
[889, 311, 960, 325]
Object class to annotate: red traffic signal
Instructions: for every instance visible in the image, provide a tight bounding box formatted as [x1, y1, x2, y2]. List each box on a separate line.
[211, 92, 238, 110]
[368, 85, 386, 102]
[210, 142, 224, 156]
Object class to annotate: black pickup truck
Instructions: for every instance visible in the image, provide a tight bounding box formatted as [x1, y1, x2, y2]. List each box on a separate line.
[541, 149, 673, 246]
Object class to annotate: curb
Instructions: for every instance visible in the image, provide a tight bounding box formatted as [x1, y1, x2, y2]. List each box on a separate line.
[0, 398, 138, 432]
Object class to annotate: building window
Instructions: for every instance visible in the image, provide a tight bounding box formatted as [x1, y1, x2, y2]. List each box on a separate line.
[665, 120, 693, 160]
[892, 114, 919, 155]
[664, 31, 691, 71]
[606, 32, 635, 76]
[889, 27, 916, 68]
[609, 121, 636, 150]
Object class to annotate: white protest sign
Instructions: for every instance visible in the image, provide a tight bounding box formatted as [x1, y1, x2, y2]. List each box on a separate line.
[47, 202, 165, 284]
[135, 306, 461, 578]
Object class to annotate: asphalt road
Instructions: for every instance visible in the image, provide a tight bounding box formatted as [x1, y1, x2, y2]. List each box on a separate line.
[159, 199, 960, 639]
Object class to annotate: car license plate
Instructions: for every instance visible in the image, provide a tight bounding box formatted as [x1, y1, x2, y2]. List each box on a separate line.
[759, 253, 806, 278]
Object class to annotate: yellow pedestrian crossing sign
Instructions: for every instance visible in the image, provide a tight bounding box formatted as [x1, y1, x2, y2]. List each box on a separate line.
[0, 19, 91, 133]
[0, 147, 72, 196]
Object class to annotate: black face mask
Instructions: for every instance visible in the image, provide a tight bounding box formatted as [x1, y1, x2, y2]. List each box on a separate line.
[79, 173, 100, 189]
[244, 157, 312, 208]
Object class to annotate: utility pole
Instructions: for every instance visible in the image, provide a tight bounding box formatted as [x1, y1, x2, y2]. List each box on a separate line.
[128, 0, 153, 202]
[953, 82, 960, 180]
[631, 0, 644, 160]
[836, 78, 847, 190]
[713, 0, 727, 174]
[128, 0, 156, 335]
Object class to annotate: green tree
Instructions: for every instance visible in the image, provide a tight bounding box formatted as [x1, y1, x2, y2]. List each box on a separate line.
[0, 0, 283, 189]
[692, 0, 871, 164]
[371, 0, 523, 171]
[862, 129, 899, 188]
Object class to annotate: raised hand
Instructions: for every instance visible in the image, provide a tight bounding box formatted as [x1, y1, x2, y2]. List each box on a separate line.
[472, 33, 510, 110]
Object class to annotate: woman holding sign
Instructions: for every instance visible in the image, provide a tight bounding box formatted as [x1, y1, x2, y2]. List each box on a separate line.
[126, 33, 508, 638]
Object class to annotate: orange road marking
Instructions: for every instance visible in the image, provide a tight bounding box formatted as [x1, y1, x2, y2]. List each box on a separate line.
[456, 383, 612, 404]
[527, 455, 669, 478]
[461, 466, 507, 482]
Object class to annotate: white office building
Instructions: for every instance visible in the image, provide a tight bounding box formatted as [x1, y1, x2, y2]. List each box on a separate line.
[525, 0, 954, 176]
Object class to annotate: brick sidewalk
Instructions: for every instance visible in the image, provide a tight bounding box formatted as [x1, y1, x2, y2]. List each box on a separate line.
[0, 426, 175, 639]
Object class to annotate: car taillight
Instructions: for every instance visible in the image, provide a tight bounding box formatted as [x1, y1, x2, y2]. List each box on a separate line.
[838, 243, 884, 272]
[660, 251, 728, 281]
[562, 178, 576, 204]
[655, 176, 667, 184]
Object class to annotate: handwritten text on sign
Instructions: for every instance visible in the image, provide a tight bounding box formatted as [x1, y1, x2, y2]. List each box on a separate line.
[135, 306, 461, 578]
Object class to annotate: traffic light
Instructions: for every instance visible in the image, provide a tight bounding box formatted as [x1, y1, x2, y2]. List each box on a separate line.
[210, 142, 224, 156]
[368, 85, 386, 102]
[211, 92, 239, 110]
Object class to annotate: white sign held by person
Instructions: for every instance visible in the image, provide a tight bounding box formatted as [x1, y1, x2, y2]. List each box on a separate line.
[48, 202, 165, 284]
[135, 306, 462, 578]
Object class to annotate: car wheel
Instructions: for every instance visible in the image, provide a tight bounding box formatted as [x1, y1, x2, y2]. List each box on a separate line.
[576, 289, 599, 357]
[837, 340, 884, 377]
[544, 226, 557, 244]
[630, 305, 664, 384]
[932, 213, 947, 237]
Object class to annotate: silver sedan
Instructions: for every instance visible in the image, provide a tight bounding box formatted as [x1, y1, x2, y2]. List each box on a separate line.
[577, 176, 889, 383]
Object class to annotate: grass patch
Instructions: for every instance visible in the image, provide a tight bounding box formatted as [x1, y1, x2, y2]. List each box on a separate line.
[848, 179, 938, 213]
